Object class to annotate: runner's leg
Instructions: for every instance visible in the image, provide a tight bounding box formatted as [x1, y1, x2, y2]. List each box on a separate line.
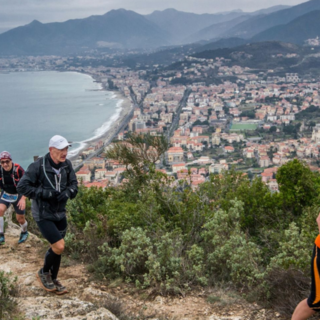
[292, 299, 315, 320]
[37, 217, 67, 279]
[0, 203, 6, 234]
[50, 218, 67, 280]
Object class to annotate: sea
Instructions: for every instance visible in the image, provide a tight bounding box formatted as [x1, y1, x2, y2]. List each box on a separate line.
[0, 71, 123, 170]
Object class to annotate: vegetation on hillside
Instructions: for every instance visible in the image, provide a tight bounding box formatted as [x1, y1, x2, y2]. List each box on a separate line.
[62, 134, 320, 317]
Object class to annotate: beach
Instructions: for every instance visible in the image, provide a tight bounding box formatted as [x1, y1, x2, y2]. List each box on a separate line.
[67, 74, 133, 163]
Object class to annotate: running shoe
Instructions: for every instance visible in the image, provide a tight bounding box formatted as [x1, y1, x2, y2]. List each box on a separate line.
[0, 233, 4, 245]
[53, 279, 68, 295]
[36, 269, 56, 292]
[18, 231, 29, 244]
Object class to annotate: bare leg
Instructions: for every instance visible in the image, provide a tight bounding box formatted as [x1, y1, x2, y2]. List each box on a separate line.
[16, 213, 26, 226]
[292, 299, 316, 320]
[0, 204, 7, 233]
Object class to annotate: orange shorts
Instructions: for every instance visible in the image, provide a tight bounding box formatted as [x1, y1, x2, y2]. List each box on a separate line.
[307, 235, 320, 311]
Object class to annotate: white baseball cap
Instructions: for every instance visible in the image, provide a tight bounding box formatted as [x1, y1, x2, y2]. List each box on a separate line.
[49, 135, 71, 150]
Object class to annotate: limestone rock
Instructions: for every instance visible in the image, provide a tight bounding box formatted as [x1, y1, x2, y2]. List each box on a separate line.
[86, 307, 119, 320]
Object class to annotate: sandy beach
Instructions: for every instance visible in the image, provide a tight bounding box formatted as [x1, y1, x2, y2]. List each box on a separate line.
[67, 76, 133, 162]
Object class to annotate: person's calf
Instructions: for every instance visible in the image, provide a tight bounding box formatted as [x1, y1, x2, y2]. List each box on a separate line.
[16, 214, 26, 226]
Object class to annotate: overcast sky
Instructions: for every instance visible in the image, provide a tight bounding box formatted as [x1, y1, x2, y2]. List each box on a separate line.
[0, 0, 308, 34]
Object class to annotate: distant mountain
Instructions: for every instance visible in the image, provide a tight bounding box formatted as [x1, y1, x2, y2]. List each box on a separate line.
[181, 5, 290, 44]
[252, 10, 320, 44]
[221, 0, 320, 39]
[252, 5, 291, 15]
[145, 8, 247, 42]
[184, 15, 251, 44]
[0, 9, 170, 55]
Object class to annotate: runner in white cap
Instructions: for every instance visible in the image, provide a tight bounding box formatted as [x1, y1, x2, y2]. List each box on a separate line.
[17, 136, 78, 294]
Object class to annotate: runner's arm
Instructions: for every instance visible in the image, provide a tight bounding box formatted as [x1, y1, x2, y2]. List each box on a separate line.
[65, 160, 78, 200]
[16, 163, 40, 199]
[317, 212, 320, 234]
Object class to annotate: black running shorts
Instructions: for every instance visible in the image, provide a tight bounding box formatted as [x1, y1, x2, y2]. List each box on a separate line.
[36, 217, 67, 244]
[0, 192, 25, 215]
[307, 236, 320, 311]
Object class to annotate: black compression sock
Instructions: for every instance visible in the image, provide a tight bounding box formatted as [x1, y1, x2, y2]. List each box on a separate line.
[50, 253, 61, 280]
[43, 248, 61, 277]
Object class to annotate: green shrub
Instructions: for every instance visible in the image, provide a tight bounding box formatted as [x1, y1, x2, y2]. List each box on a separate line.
[202, 200, 262, 286]
[0, 271, 18, 319]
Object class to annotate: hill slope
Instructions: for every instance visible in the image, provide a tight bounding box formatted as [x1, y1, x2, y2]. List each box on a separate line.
[252, 10, 320, 44]
[222, 0, 320, 39]
[184, 15, 251, 43]
[192, 41, 304, 69]
[145, 8, 246, 42]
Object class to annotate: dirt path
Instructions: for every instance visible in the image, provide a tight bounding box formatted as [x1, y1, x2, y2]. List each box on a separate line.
[0, 227, 287, 320]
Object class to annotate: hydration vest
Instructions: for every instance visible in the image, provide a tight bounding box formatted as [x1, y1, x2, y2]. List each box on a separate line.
[0, 163, 22, 188]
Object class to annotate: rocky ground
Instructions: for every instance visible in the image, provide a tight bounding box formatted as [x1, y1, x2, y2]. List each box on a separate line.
[0, 226, 289, 320]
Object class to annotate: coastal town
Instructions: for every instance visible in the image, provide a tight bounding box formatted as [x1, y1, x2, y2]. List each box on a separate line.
[1, 52, 320, 192]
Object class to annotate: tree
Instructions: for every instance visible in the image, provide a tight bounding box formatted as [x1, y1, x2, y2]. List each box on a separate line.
[105, 133, 169, 190]
[276, 159, 320, 216]
[269, 126, 277, 133]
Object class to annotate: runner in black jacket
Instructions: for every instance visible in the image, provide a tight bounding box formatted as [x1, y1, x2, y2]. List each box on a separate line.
[0, 151, 28, 244]
[17, 135, 78, 294]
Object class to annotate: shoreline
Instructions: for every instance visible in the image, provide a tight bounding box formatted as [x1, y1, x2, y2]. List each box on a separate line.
[1, 69, 133, 164]
[67, 72, 133, 162]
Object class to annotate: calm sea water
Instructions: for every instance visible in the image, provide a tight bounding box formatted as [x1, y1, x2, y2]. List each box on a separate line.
[0, 71, 122, 170]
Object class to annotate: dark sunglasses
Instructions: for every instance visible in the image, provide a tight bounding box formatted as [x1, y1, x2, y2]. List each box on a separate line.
[1, 160, 11, 165]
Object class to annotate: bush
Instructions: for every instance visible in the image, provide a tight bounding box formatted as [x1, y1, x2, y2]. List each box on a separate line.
[202, 200, 262, 287]
[0, 271, 18, 319]
[65, 157, 320, 317]
[94, 228, 187, 294]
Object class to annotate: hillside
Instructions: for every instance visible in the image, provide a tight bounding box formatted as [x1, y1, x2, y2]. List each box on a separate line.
[0, 9, 170, 55]
[194, 37, 249, 52]
[252, 10, 320, 44]
[184, 15, 251, 44]
[221, 0, 320, 39]
[192, 41, 313, 70]
[145, 8, 246, 42]
[0, 225, 281, 320]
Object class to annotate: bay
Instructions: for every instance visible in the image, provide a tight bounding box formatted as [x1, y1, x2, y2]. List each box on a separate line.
[0, 71, 121, 170]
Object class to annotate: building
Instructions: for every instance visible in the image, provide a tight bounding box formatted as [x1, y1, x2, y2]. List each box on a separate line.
[166, 147, 184, 164]
[286, 73, 299, 83]
[76, 167, 91, 183]
[312, 124, 320, 144]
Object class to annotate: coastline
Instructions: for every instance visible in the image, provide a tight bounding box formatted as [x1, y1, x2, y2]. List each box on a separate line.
[67, 73, 133, 162]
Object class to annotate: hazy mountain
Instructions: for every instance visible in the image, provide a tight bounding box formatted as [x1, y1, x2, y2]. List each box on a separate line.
[252, 5, 291, 15]
[221, 0, 320, 39]
[184, 15, 251, 44]
[252, 10, 320, 44]
[0, 9, 170, 55]
[145, 8, 247, 42]
[182, 5, 290, 44]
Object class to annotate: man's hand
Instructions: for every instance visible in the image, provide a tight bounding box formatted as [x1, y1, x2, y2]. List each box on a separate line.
[57, 190, 71, 202]
[36, 187, 59, 200]
[17, 196, 26, 210]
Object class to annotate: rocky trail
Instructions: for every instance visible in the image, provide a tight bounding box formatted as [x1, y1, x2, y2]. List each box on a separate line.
[0, 225, 288, 320]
